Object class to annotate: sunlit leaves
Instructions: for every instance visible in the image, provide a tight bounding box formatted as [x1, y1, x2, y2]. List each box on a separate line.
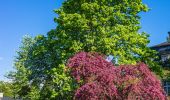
[54, 0, 161, 75]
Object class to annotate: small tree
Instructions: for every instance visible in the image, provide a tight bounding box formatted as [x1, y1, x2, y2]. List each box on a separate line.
[67, 52, 167, 100]
[0, 81, 14, 98]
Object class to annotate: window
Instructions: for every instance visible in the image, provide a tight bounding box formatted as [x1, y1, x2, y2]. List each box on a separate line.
[158, 46, 170, 52]
[161, 55, 170, 62]
[163, 81, 170, 95]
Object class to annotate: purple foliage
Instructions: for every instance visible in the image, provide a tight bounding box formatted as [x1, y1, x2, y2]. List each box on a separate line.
[67, 52, 167, 100]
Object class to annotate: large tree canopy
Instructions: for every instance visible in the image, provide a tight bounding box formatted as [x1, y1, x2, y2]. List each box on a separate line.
[9, 0, 163, 99]
[55, 0, 147, 62]
[52, 0, 161, 73]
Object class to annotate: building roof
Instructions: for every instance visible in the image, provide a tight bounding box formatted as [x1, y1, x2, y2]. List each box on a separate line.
[151, 42, 170, 48]
[151, 32, 170, 48]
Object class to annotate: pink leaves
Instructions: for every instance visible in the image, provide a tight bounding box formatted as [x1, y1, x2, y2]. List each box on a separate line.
[67, 52, 167, 100]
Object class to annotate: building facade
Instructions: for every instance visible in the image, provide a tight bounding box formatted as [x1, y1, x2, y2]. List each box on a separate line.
[151, 32, 170, 95]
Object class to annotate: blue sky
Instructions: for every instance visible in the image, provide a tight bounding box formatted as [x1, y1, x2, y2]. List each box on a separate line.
[0, 0, 170, 81]
[141, 0, 170, 46]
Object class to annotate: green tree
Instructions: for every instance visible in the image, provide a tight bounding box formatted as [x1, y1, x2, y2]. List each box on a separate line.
[9, 35, 76, 99]
[53, 0, 161, 73]
[0, 81, 14, 97]
[8, 35, 40, 100]
[26, 35, 76, 99]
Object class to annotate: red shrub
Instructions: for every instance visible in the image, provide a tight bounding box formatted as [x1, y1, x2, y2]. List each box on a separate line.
[67, 52, 167, 100]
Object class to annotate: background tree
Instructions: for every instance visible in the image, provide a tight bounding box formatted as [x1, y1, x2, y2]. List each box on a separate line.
[8, 35, 40, 100]
[9, 35, 76, 99]
[0, 81, 14, 98]
[25, 34, 76, 99]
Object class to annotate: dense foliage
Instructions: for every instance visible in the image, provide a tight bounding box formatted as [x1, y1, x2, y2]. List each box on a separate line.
[0, 81, 14, 98]
[7, 36, 40, 100]
[67, 52, 167, 100]
[161, 58, 170, 68]
[54, 0, 162, 74]
[8, 0, 163, 99]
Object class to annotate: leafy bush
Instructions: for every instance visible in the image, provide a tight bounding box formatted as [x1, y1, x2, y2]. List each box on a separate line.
[67, 52, 167, 100]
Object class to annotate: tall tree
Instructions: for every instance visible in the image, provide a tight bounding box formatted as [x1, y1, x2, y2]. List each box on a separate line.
[8, 35, 40, 100]
[25, 35, 75, 99]
[9, 34, 76, 99]
[52, 0, 161, 74]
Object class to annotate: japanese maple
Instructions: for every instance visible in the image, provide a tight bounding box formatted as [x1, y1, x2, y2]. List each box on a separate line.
[67, 52, 167, 100]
